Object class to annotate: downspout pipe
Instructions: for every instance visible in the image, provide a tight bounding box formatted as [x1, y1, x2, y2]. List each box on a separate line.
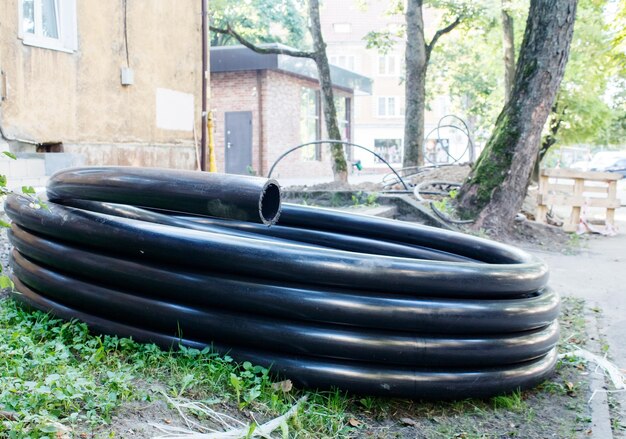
[0, 124, 39, 147]
[200, 0, 208, 171]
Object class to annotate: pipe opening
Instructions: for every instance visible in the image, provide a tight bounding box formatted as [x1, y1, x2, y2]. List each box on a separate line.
[260, 182, 281, 225]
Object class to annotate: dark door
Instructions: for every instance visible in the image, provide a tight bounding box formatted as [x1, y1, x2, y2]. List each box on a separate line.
[225, 111, 253, 175]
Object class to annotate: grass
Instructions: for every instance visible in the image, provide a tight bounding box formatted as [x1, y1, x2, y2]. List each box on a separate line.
[0, 295, 594, 438]
[0, 298, 354, 438]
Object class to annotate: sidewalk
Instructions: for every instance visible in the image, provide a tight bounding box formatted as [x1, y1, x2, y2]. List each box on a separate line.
[530, 221, 626, 368]
[526, 220, 626, 437]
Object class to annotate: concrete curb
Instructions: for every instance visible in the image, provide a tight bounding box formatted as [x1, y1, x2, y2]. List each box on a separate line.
[585, 303, 614, 439]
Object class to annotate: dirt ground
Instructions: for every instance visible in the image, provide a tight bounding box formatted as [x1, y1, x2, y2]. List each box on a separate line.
[80, 298, 598, 439]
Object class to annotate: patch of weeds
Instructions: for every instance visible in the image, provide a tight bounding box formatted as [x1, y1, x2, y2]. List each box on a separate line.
[0, 300, 136, 437]
[351, 191, 379, 208]
[558, 296, 587, 349]
[229, 361, 270, 409]
[431, 188, 458, 216]
[491, 389, 525, 411]
[0, 298, 353, 438]
[563, 233, 587, 255]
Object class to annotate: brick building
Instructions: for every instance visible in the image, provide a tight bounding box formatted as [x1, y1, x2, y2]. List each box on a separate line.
[210, 45, 371, 179]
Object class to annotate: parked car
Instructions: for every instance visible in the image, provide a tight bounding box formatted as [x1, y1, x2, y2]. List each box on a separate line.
[566, 151, 626, 176]
[588, 151, 626, 172]
[604, 157, 626, 177]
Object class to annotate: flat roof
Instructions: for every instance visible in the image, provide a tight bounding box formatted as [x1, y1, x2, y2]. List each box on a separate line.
[210, 44, 372, 95]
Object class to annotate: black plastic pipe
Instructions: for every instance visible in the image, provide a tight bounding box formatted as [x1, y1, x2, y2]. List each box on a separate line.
[5, 167, 560, 399]
[13, 278, 558, 399]
[5, 196, 548, 298]
[10, 251, 559, 367]
[47, 167, 281, 225]
[9, 226, 560, 334]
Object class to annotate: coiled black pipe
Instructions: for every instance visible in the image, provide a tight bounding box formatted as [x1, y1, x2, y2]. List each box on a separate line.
[47, 167, 282, 225]
[6, 167, 559, 399]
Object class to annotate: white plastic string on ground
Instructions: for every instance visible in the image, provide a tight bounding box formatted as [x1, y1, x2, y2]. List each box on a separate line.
[150, 395, 307, 438]
[559, 348, 626, 402]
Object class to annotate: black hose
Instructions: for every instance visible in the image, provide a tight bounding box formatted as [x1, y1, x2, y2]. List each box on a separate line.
[13, 278, 558, 400]
[47, 166, 282, 225]
[6, 167, 559, 399]
[8, 227, 559, 335]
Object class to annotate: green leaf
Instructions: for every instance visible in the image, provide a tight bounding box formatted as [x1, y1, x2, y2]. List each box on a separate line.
[229, 373, 241, 390]
[22, 186, 36, 195]
[0, 275, 13, 289]
[245, 423, 257, 439]
[2, 151, 16, 160]
[0, 174, 6, 187]
[0, 219, 10, 228]
[39, 424, 58, 433]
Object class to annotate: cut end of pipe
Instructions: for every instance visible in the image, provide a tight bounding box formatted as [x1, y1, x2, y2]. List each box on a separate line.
[260, 180, 281, 226]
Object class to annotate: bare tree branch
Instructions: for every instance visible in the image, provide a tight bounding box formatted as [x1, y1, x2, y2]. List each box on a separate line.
[209, 24, 315, 59]
[426, 17, 462, 57]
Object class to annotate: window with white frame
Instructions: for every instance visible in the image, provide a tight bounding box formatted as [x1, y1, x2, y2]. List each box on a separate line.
[376, 96, 397, 117]
[377, 55, 396, 76]
[19, 0, 77, 52]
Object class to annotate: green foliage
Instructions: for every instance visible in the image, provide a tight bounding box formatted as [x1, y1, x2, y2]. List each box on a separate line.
[492, 389, 525, 411]
[613, 0, 626, 70]
[431, 0, 626, 148]
[350, 191, 378, 207]
[0, 301, 136, 436]
[428, 0, 528, 143]
[210, 0, 308, 48]
[429, 23, 504, 143]
[549, 0, 624, 146]
[364, 28, 404, 55]
[0, 299, 350, 437]
[432, 188, 458, 214]
[364, 0, 483, 56]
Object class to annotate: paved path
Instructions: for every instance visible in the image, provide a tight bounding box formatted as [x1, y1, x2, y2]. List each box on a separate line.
[528, 222, 626, 368]
[525, 219, 626, 436]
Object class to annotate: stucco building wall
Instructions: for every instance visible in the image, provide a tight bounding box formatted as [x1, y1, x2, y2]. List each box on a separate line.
[0, 0, 203, 169]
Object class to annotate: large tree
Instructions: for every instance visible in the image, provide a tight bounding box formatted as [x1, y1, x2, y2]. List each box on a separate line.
[501, 0, 516, 103]
[456, 0, 578, 231]
[365, 1, 477, 168]
[403, 1, 463, 168]
[211, 0, 349, 182]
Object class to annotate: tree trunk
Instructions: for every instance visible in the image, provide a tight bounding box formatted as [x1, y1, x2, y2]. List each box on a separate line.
[403, 0, 428, 168]
[403, 1, 460, 169]
[309, 0, 348, 182]
[457, 0, 577, 231]
[501, 2, 516, 104]
[532, 104, 563, 181]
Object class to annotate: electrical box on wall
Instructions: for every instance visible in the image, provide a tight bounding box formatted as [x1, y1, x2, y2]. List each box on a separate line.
[120, 67, 134, 86]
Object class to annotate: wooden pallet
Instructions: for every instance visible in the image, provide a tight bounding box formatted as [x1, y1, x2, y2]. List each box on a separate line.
[536, 168, 623, 232]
